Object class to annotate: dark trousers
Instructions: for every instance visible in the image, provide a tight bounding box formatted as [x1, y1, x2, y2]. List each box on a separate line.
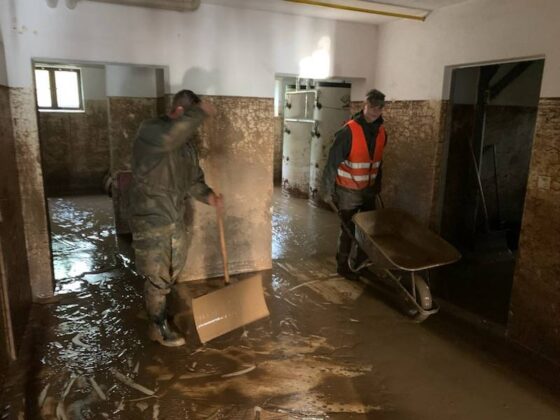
[335, 186, 377, 271]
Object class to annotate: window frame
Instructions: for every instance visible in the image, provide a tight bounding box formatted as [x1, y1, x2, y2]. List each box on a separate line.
[34, 65, 84, 112]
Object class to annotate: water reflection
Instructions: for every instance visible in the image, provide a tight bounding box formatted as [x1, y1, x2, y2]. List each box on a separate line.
[272, 188, 339, 260]
[48, 196, 118, 283]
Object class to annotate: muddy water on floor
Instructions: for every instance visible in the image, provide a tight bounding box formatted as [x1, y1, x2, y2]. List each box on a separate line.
[272, 189, 339, 261]
[4, 194, 560, 420]
[48, 196, 118, 283]
[3, 195, 390, 419]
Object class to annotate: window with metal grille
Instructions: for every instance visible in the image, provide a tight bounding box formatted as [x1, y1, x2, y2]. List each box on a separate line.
[34, 66, 84, 111]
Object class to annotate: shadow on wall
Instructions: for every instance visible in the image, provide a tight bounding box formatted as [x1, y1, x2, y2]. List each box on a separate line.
[180, 67, 219, 97]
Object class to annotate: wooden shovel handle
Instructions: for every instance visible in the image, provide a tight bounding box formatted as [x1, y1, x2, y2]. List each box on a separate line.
[216, 208, 230, 284]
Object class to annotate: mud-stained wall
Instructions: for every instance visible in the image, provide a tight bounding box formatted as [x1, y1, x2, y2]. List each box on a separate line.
[8, 88, 53, 299]
[0, 85, 33, 357]
[108, 97, 159, 173]
[177, 96, 274, 280]
[38, 100, 110, 196]
[374, 100, 447, 225]
[508, 98, 560, 361]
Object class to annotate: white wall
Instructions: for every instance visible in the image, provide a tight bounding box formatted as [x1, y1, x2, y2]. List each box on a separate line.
[375, 0, 560, 100]
[105, 64, 159, 98]
[1, 0, 377, 100]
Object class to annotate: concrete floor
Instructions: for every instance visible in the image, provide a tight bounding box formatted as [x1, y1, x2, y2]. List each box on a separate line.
[1, 190, 560, 419]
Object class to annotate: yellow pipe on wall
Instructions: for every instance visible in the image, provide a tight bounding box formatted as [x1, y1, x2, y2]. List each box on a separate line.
[284, 0, 427, 21]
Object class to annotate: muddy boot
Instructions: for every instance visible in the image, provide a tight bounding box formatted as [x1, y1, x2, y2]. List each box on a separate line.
[148, 318, 186, 347]
[145, 285, 186, 347]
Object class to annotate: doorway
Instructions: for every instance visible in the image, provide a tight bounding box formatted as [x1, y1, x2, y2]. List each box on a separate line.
[272, 77, 352, 261]
[33, 61, 166, 290]
[434, 59, 545, 325]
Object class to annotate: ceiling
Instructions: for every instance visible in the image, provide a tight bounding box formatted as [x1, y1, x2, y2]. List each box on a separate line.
[202, 0, 471, 25]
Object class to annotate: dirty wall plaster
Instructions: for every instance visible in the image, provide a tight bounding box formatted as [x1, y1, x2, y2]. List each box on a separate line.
[8, 87, 53, 300]
[38, 100, 110, 196]
[183, 95, 274, 280]
[349, 100, 447, 226]
[108, 97, 160, 174]
[508, 98, 560, 361]
[0, 85, 32, 357]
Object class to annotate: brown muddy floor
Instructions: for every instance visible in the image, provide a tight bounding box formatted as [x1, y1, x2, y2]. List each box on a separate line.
[1, 190, 560, 419]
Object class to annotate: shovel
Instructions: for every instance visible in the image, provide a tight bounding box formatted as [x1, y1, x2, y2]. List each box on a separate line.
[191, 206, 270, 343]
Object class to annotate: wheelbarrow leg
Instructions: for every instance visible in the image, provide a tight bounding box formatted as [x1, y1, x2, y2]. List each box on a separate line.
[384, 270, 438, 322]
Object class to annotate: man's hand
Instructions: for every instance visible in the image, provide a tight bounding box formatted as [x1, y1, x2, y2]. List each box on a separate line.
[208, 192, 224, 211]
[199, 100, 217, 117]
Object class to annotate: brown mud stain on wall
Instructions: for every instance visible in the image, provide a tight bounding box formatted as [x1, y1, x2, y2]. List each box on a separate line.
[9, 87, 52, 299]
[509, 98, 560, 361]
[108, 97, 158, 173]
[186, 96, 274, 280]
[0, 85, 32, 361]
[38, 100, 110, 196]
[370, 100, 447, 225]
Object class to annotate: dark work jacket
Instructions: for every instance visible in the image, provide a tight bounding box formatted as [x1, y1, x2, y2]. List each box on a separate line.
[129, 107, 213, 233]
[322, 111, 387, 199]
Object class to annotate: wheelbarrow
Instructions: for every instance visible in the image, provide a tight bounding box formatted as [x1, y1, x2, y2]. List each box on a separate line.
[338, 206, 461, 322]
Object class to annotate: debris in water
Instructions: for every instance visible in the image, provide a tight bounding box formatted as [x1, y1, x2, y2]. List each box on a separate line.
[112, 369, 155, 396]
[221, 365, 256, 378]
[38, 383, 50, 408]
[71, 333, 92, 349]
[288, 279, 320, 292]
[62, 375, 78, 398]
[283, 297, 298, 307]
[136, 402, 149, 412]
[153, 401, 160, 419]
[114, 398, 125, 414]
[134, 361, 140, 375]
[89, 378, 107, 401]
[55, 401, 69, 420]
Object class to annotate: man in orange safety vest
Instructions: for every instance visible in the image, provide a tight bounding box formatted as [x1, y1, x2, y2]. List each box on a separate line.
[322, 89, 387, 281]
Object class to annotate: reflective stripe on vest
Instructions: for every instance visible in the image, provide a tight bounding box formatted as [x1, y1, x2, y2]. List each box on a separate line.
[336, 120, 386, 190]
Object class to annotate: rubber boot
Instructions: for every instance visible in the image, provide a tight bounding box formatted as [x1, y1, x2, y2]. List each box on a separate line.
[148, 317, 186, 347]
[145, 286, 186, 347]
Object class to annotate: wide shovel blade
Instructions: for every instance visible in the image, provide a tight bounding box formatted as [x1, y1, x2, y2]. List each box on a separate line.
[192, 273, 269, 343]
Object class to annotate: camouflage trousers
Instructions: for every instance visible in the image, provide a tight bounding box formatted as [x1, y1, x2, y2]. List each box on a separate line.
[132, 225, 189, 320]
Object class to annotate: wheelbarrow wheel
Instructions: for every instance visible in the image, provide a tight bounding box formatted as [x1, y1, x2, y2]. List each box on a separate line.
[414, 274, 433, 311]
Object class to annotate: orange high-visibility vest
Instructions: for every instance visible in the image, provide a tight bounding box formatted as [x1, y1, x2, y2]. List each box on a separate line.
[335, 120, 386, 190]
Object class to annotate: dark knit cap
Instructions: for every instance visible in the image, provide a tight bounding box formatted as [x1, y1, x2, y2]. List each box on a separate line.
[366, 89, 385, 107]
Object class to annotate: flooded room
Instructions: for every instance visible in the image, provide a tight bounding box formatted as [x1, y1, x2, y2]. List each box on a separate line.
[1, 0, 560, 418]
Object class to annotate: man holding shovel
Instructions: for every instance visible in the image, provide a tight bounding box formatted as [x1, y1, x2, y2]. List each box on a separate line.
[130, 90, 223, 347]
[322, 89, 387, 281]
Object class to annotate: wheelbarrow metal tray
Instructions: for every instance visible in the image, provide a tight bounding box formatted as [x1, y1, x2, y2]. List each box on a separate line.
[352, 209, 461, 271]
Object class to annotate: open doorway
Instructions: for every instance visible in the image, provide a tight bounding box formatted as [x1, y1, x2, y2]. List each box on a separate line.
[272, 77, 352, 262]
[433, 59, 545, 325]
[34, 61, 166, 291]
